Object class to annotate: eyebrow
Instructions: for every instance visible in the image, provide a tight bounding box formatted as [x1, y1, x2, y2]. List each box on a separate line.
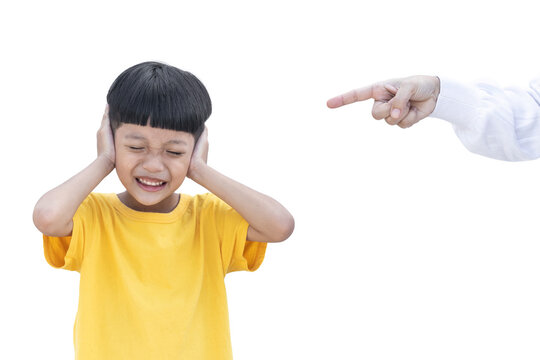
[124, 134, 188, 145]
[166, 139, 189, 145]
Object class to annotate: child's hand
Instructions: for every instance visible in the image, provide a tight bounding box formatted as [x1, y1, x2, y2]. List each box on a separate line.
[97, 104, 115, 168]
[327, 75, 441, 128]
[184, 125, 294, 243]
[187, 126, 209, 181]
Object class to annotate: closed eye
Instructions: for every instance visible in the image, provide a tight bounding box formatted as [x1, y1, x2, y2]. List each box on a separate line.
[167, 151, 184, 156]
[128, 146, 144, 150]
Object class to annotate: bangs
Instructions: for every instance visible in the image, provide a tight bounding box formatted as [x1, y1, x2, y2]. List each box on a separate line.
[106, 62, 211, 135]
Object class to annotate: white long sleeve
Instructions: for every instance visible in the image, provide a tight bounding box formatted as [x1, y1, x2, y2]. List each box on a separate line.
[430, 77, 540, 161]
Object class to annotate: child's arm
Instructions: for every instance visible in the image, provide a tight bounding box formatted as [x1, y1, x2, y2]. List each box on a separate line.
[33, 106, 115, 237]
[187, 128, 294, 243]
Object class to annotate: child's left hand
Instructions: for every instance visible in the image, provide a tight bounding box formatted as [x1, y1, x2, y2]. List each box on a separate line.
[185, 125, 294, 242]
[187, 126, 209, 181]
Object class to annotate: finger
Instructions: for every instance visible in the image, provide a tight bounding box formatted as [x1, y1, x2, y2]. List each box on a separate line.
[201, 125, 208, 139]
[101, 105, 110, 126]
[385, 106, 411, 126]
[386, 97, 411, 124]
[389, 84, 415, 120]
[327, 85, 373, 108]
[197, 126, 209, 163]
[384, 84, 398, 94]
[397, 108, 421, 129]
[371, 100, 391, 120]
[194, 126, 208, 146]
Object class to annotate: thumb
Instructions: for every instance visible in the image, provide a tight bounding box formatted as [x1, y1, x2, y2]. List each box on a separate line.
[388, 84, 414, 119]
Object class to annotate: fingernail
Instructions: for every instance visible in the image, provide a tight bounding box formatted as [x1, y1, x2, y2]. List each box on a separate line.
[327, 98, 339, 108]
[391, 109, 400, 119]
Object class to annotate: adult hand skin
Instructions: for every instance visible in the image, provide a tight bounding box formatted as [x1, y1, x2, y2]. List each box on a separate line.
[327, 75, 441, 128]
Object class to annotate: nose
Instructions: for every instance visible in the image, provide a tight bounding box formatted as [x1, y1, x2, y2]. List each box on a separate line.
[142, 153, 165, 173]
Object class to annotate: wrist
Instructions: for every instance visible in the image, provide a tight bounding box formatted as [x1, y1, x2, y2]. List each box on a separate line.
[188, 162, 211, 186]
[96, 155, 115, 174]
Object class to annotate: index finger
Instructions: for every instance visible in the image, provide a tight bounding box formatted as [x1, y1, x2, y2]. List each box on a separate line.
[101, 104, 110, 125]
[326, 85, 374, 109]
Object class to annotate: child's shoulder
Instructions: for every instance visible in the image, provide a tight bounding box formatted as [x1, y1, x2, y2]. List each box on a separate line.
[189, 192, 222, 207]
[70, 193, 115, 221]
[80, 193, 125, 213]
[75, 193, 110, 210]
[185, 193, 232, 216]
[86, 192, 117, 204]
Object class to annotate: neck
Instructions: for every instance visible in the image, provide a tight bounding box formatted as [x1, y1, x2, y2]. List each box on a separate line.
[117, 192, 180, 213]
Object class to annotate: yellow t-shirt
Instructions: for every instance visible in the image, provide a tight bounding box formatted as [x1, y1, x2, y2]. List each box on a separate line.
[43, 193, 266, 360]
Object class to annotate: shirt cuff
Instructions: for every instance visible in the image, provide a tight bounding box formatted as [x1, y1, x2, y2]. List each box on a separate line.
[431, 77, 483, 129]
[529, 77, 540, 104]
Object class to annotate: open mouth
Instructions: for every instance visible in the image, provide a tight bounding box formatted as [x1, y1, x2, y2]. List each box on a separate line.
[136, 177, 167, 191]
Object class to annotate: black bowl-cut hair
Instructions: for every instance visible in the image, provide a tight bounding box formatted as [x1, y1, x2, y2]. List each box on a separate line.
[106, 61, 211, 141]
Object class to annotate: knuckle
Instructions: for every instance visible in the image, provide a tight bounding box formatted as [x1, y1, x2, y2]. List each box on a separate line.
[397, 121, 409, 129]
[385, 117, 396, 126]
[402, 118, 417, 128]
[372, 108, 384, 120]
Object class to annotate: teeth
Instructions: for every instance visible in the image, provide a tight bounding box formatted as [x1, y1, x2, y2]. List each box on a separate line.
[138, 178, 164, 186]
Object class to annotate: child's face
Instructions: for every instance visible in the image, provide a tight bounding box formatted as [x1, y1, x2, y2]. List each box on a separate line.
[114, 123, 195, 211]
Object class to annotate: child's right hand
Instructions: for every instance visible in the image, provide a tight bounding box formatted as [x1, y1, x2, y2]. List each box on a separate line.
[327, 75, 441, 129]
[97, 104, 115, 168]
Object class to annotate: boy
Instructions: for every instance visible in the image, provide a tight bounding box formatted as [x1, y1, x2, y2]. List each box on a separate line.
[33, 61, 295, 359]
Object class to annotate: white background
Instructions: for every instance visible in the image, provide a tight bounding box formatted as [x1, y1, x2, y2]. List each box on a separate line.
[2, 0, 540, 359]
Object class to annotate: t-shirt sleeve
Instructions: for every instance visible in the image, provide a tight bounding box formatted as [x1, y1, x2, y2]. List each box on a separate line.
[42, 195, 95, 272]
[201, 193, 267, 275]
